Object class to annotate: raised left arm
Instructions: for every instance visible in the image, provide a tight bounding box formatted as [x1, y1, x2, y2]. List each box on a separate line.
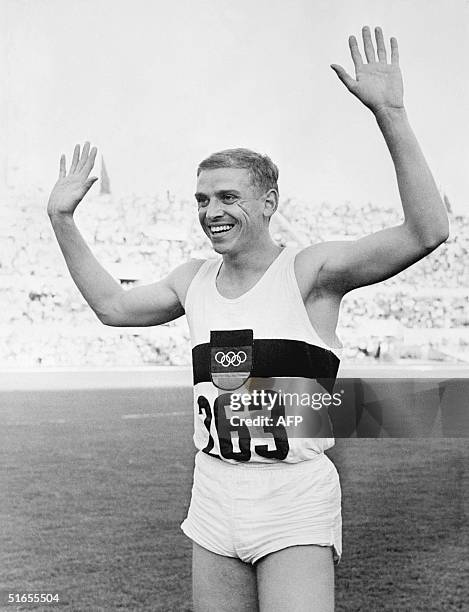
[312, 26, 449, 294]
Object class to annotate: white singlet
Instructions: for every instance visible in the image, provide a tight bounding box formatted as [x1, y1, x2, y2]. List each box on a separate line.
[184, 245, 342, 465]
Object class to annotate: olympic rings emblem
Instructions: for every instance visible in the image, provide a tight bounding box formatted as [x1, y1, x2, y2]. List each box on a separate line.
[214, 350, 247, 368]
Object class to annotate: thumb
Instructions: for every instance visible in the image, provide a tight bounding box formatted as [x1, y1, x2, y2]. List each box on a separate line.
[84, 176, 99, 192]
[330, 64, 356, 91]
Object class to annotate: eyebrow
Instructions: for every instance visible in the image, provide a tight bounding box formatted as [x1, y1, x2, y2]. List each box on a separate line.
[194, 189, 241, 199]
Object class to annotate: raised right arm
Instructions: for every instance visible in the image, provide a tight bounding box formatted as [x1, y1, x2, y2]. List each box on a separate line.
[48, 143, 201, 326]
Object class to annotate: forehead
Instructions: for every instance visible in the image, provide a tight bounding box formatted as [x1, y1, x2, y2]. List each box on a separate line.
[196, 168, 255, 193]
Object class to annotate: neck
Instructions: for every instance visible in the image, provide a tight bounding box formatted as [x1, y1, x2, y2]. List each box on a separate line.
[220, 238, 283, 279]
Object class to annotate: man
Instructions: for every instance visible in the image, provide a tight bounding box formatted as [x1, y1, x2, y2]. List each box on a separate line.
[48, 27, 448, 612]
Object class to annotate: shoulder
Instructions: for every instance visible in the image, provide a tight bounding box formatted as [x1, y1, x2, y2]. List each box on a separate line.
[168, 258, 207, 287]
[167, 258, 207, 304]
[294, 242, 350, 298]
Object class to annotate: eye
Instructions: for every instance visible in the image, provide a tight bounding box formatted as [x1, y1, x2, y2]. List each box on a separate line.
[222, 194, 237, 204]
[196, 197, 209, 208]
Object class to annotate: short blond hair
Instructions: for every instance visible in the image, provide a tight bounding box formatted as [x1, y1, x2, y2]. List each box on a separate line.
[197, 148, 279, 195]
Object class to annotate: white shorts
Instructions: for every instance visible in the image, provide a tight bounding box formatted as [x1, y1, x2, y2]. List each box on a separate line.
[180, 451, 342, 565]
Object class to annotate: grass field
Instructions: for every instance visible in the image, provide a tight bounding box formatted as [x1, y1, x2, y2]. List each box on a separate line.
[1, 387, 467, 611]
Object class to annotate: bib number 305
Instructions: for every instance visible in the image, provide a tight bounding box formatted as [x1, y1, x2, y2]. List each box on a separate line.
[197, 392, 289, 461]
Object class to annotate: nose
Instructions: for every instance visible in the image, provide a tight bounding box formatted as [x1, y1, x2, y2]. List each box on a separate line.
[205, 196, 224, 221]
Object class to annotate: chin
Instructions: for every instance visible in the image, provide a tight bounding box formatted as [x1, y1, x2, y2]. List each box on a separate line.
[211, 242, 231, 255]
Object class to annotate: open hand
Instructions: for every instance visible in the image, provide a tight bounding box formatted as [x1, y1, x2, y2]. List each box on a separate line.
[47, 142, 98, 217]
[331, 26, 404, 115]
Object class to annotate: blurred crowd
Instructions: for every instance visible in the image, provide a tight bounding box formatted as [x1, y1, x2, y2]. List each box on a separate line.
[1, 192, 468, 366]
[340, 293, 469, 329]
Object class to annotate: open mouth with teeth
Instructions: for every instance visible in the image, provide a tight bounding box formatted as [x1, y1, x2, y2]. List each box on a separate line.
[209, 224, 235, 236]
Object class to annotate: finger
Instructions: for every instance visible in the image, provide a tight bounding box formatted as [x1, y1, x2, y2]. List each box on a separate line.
[82, 146, 98, 176]
[330, 64, 357, 91]
[362, 26, 376, 63]
[59, 154, 66, 179]
[70, 144, 80, 173]
[390, 36, 399, 64]
[375, 26, 387, 63]
[348, 35, 363, 71]
[77, 141, 90, 172]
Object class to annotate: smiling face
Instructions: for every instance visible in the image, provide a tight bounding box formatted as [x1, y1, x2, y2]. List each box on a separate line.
[195, 167, 276, 256]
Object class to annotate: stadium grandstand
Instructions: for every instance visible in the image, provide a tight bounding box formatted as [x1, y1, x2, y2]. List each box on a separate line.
[1, 184, 468, 368]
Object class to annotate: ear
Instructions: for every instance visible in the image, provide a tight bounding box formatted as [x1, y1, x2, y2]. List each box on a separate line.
[263, 189, 279, 220]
